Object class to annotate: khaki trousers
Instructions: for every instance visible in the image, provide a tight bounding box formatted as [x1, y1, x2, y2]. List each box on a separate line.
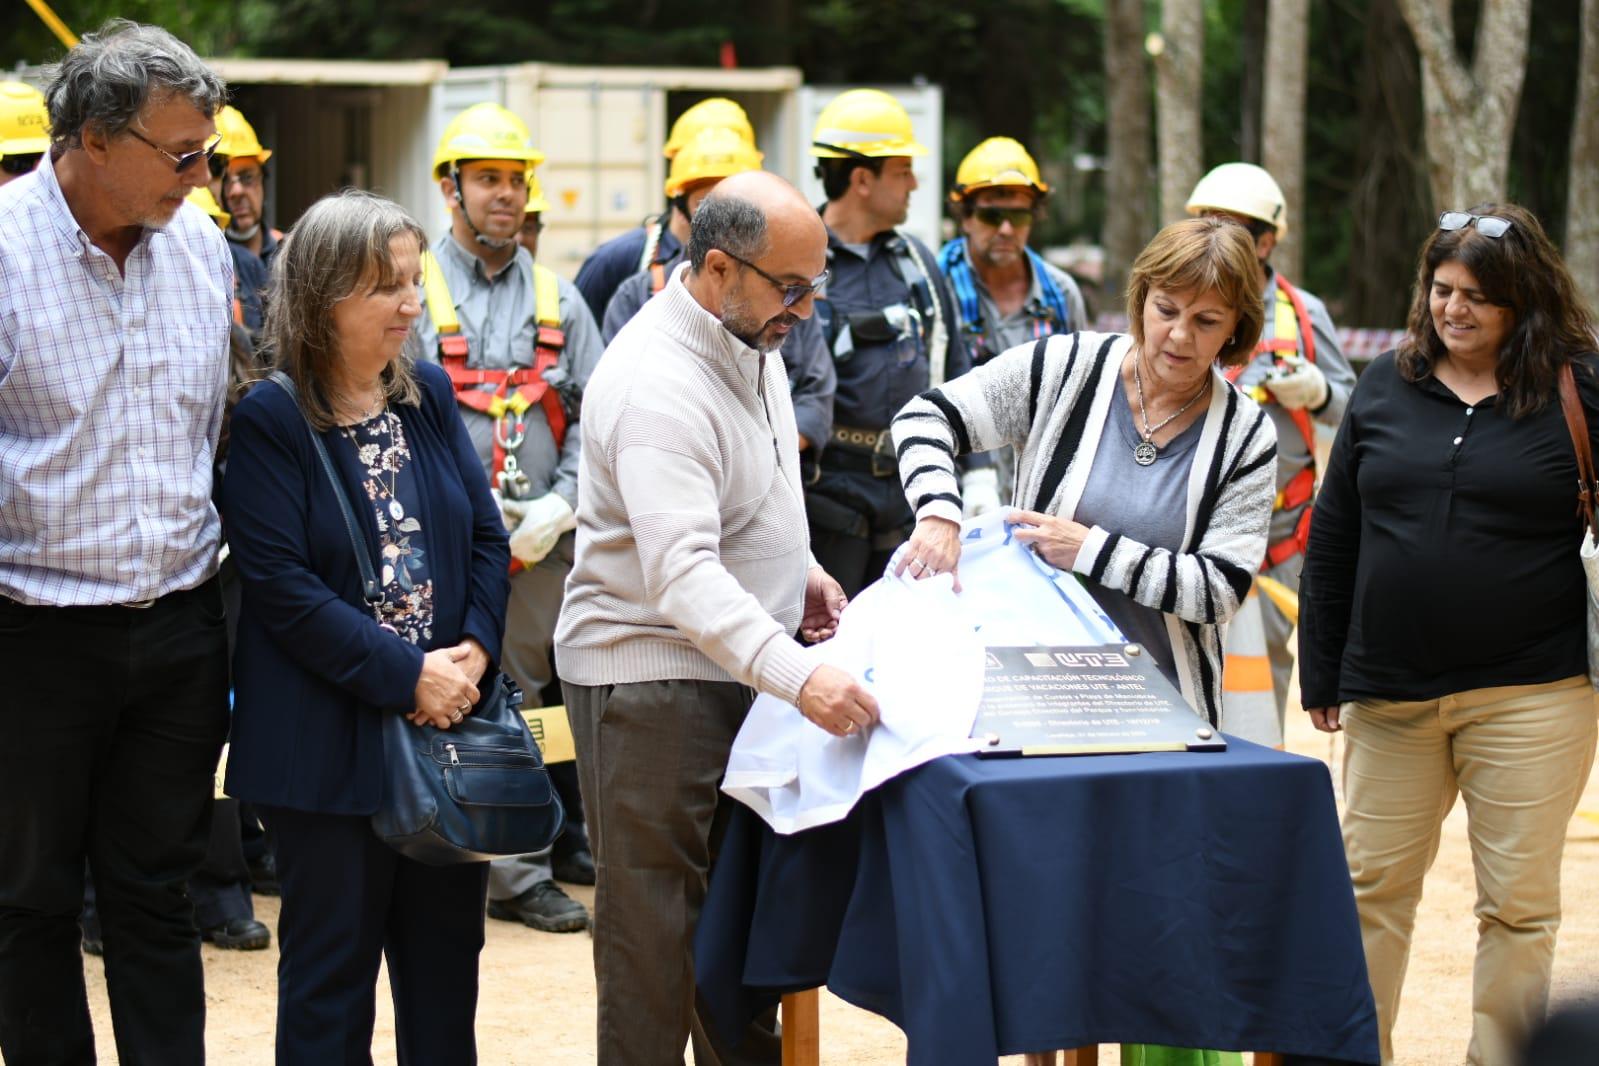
[564, 679, 780, 1066]
[1341, 676, 1597, 1065]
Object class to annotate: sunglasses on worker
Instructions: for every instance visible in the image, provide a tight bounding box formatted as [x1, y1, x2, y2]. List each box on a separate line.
[126, 126, 223, 175]
[971, 205, 1035, 229]
[1438, 211, 1512, 239]
[719, 249, 829, 308]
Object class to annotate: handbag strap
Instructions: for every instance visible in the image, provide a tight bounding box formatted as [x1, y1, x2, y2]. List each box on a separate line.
[267, 371, 384, 612]
[1557, 362, 1599, 532]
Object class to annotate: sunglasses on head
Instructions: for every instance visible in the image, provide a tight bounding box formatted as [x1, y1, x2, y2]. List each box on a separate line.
[127, 126, 223, 175]
[1438, 211, 1512, 239]
[971, 205, 1035, 229]
[1, 153, 41, 176]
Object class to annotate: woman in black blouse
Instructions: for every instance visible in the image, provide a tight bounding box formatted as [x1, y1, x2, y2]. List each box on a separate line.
[1300, 204, 1598, 1066]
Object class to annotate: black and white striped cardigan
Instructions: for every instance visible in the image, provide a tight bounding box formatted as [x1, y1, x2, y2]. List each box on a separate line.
[890, 331, 1278, 726]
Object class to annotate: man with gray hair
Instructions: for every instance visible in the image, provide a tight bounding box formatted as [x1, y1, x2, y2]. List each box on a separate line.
[557, 170, 877, 1064]
[0, 20, 233, 1065]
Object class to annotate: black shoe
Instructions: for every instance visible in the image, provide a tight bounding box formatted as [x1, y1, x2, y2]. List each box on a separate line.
[486, 880, 589, 933]
[201, 917, 272, 950]
[247, 853, 280, 897]
[551, 847, 596, 887]
[81, 933, 103, 957]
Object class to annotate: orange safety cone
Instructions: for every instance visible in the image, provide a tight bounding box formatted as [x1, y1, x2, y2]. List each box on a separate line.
[1221, 588, 1281, 747]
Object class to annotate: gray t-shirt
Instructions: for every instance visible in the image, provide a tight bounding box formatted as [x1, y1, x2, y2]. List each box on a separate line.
[1071, 382, 1203, 685]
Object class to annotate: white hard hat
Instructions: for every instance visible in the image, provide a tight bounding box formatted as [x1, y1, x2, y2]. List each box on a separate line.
[1186, 162, 1287, 237]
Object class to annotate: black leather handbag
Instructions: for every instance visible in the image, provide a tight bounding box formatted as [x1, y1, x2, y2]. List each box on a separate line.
[270, 372, 565, 865]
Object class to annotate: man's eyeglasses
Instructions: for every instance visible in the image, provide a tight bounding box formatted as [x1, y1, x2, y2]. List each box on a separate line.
[1, 153, 41, 176]
[971, 205, 1036, 229]
[222, 168, 262, 190]
[1438, 211, 1512, 239]
[720, 249, 829, 308]
[126, 127, 223, 175]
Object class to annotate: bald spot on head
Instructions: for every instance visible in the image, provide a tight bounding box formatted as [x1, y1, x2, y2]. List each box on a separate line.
[706, 171, 828, 281]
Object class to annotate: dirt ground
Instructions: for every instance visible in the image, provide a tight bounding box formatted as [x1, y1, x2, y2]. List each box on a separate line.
[83, 705, 1599, 1065]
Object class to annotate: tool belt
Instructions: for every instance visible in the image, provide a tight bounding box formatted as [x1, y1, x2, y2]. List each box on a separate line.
[828, 424, 898, 478]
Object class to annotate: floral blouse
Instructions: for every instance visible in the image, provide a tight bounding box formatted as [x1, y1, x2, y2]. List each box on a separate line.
[342, 410, 434, 644]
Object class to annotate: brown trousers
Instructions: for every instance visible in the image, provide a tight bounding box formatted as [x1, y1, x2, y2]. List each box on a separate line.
[564, 678, 780, 1066]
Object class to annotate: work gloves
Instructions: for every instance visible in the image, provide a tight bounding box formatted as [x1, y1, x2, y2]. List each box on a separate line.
[1263, 358, 1329, 412]
[500, 492, 576, 566]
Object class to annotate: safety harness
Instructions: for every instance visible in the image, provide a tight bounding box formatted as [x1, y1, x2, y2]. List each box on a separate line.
[938, 237, 1072, 365]
[1225, 273, 1318, 567]
[421, 250, 568, 504]
[816, 229, 949, 387]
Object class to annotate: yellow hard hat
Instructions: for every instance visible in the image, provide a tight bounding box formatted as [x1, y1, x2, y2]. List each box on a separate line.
[810, 89, 927, 159]
[950, 137, 1048, 201]
[432, 102, 544, 179]
[187, 186, 230, 229]
[663, 98, 755, 160]
[525, 174, 549, 215]
[0, 81, 50, 159]
[664, 126, 764, 198]
[1186, 162, 1287, 237]
[215, 105, 271, 164]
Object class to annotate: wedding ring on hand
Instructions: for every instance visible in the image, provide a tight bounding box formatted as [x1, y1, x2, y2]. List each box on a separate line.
[841, 721, 855, 734]
[910, 558, 926, 572]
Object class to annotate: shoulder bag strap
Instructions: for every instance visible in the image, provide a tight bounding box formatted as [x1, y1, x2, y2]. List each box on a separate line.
[267, 371, 384, 613]
[1557, 362, 1599, 532]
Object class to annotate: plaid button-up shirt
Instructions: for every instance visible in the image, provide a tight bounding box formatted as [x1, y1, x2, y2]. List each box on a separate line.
[0, 157, 233, 606]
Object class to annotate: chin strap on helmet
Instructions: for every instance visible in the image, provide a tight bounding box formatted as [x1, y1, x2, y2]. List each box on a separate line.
[451, 163, 518, 252]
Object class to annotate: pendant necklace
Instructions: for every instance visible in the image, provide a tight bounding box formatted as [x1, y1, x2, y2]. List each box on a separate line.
[344, 409, 404, 520]
[1132, 353, 1209, 467]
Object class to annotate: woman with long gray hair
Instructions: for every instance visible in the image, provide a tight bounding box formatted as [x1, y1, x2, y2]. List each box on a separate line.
[221, 189, 510, 1064]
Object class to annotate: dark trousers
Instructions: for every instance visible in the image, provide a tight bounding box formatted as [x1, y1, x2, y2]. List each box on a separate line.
[565, 679, 780, 1066]
[0, 580, 230, 1066]
[258, 805, 488, 1066]
[804, 463, 914, 598]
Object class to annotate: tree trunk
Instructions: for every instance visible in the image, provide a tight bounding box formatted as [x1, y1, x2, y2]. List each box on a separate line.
[1568, 0, 1599, 305]
[1395, 0, 1531, 211]
[1103, 0, 1153, 311]
[1239, 0, 1267, 164]
[1343, 0, 1432, 328]
[1261, 0, 1308, 282]
[1153, 0, 1205, 225]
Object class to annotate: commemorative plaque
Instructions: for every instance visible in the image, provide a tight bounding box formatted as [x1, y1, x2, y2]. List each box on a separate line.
[971, 644, 1225, 756]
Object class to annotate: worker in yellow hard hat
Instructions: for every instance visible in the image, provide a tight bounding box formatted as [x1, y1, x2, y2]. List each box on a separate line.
[573, 96, 756, 322]
[1187, 162, 1356, 717]
[0, 81, 49, 187]
[416, 102, 603, 929]
[802, 88, 980, 598]
[598, 127, 837, 462]
[517, 173, 550, 258]
[202, 105, 278, 334]
[938, 137, 1087, 511]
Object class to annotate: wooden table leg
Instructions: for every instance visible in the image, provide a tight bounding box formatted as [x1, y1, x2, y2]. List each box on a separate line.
[781, 988, 820, 1066]
[1064, 1046, 1099, 1064]
[1253, 1054, 1286, 1066]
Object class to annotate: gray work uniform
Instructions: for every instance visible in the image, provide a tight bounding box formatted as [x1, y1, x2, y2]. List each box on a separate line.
[414, 234, 603, 899]
[949, 244, 1088, 506]
[1226, 268, 1355, 711]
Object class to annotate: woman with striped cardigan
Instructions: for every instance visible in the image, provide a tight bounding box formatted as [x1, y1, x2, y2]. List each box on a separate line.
[890, 218, 1277, 734]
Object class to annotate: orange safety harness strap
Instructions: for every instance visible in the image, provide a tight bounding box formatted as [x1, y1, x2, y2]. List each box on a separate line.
[1226, 273, 1320, 568]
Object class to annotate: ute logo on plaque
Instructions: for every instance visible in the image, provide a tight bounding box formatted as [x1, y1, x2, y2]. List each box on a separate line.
[971, 644, 1224, 756]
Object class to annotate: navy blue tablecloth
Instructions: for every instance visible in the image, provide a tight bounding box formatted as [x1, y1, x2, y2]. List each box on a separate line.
[695, 739, 1379, 1064]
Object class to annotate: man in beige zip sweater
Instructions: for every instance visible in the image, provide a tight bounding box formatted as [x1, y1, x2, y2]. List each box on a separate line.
[556, 171, 877, 1065]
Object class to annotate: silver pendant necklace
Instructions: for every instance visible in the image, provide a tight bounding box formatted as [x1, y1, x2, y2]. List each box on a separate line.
[1132, 353, 1209, 466]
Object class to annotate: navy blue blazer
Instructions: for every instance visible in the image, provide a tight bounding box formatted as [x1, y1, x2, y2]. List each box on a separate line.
[221, 360, 510, 815]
